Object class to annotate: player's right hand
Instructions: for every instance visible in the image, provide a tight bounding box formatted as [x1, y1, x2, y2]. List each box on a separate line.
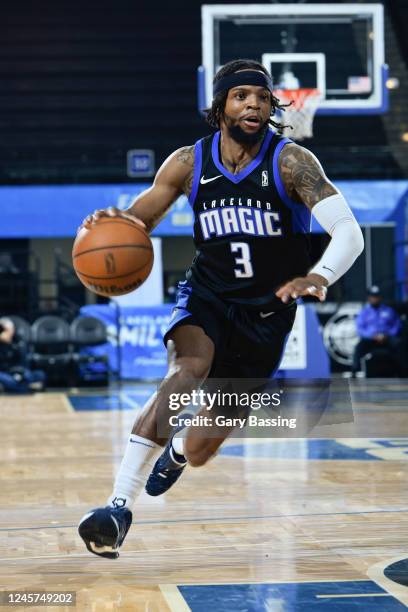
[78, 206, 146, 232]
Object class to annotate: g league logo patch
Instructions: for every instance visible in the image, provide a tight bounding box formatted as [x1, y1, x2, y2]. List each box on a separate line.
[262, 171, 269, 187]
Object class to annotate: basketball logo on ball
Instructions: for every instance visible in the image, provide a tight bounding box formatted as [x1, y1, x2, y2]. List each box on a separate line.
[104, 253, 116, 275]
[72, 217, 154, 297]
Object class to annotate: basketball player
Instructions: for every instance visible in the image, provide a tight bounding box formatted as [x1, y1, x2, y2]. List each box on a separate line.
[78, 59, 364, 558]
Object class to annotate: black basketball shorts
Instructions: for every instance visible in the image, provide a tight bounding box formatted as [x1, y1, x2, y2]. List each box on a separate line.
[163, 280, 297, 379]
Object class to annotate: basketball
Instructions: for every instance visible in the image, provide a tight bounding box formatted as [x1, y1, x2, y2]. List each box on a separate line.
[72, 216, 154, 297]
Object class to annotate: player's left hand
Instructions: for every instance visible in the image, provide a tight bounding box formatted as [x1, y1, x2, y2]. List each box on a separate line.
[276, 274, 328, 303]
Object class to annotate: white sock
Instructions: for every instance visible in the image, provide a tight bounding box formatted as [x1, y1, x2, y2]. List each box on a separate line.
[107, 434, 161, 509]
[171, 431, 186, 459]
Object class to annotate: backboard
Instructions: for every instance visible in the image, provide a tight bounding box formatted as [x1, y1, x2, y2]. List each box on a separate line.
[200, 3, 388, 116]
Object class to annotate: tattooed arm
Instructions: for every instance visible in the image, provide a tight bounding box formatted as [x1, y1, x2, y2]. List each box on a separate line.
[275, 143, 363, 303]
[275, 143, 336, 302]
[278, 143, 337, 209]
[81, 145, 195, 233]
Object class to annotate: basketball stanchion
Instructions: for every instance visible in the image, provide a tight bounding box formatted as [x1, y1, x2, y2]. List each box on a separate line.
[274, 88, 322, 140]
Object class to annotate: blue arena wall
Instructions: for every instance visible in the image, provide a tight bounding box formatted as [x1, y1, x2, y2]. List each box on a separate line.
[1, 180, 406, 295]
[0, 180, 407, 238]
[80, 303, 329, 380]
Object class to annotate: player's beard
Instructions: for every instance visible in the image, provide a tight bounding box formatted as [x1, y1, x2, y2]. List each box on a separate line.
[224, 114, 269, 146]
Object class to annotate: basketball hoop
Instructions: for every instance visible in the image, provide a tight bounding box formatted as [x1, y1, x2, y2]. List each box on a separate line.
[274, 88, 322, 141]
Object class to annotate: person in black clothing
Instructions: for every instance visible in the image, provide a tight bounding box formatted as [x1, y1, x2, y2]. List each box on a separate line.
[0, 317, 45, 392]
[79, 59, 363, 558]
[0, 317, 21, 369]
[78, 58, 364, 559]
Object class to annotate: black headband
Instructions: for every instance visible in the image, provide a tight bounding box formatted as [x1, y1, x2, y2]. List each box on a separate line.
[213, 70, 273, 97]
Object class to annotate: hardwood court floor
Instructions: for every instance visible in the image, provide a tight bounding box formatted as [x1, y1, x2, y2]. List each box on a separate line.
[1, 381, 408, 611]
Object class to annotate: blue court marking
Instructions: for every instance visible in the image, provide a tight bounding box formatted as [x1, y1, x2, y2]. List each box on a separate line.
[375, 440, 408, 448]
[68, 394, 128, 411]
[68, 394, 133, 411]
[68, 385, 156, 411]
[220, 439, 381, 460]
[178, 580, 407, 612]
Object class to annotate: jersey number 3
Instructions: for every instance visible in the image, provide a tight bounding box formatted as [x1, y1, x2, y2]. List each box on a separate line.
[231, 242, 254, 278]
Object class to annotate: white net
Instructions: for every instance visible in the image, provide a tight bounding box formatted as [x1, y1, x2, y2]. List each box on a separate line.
[274, 88, 322, 141]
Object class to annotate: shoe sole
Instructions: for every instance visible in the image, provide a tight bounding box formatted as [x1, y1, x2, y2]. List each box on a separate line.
[78, 511, 120, 559]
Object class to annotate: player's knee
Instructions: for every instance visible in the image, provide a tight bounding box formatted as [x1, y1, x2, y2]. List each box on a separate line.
[184, 439, 215, 467]
[185, 448, 212, 468]
[171, 356, 211, 383]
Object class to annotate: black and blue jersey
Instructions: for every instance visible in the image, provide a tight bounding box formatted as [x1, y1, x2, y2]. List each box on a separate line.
[185, 128, 311, 310]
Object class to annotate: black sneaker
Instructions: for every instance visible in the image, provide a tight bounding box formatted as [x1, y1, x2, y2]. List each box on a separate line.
[78, 505, 132, 559]
[145, 438, 187, 497]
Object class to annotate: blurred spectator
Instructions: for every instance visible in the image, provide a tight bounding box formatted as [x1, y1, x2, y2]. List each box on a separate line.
[0, 318, 20, 368]
[0, 253, 19, 274]
[0, 317, 45, 392]
[352, 286, 405, 376]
